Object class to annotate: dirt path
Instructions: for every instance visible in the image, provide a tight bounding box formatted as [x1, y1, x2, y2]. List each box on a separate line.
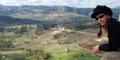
[76, 31, 108, 42]
[75, 31, 104, 56]
[75, 31, 97, 43]
[75, 31, 99, 49]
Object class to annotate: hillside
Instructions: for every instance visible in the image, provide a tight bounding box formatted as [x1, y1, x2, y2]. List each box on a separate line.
[24, 13, 89, 23]
[0, 5, 119, 25]
[61, 20, 99, 30]
[0, 5, 92, 16]
[0, 5, 93, 24]
[0, 15, 47, 26]
[0, 5, 120, 19]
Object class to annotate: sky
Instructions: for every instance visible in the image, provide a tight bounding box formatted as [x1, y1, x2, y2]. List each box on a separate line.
[0, 0, 120, 8]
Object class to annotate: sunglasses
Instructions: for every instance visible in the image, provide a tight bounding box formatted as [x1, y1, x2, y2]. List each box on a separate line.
[96, 15, 105, 20]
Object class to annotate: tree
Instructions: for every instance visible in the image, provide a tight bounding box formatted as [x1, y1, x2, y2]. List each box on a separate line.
[0, 52, 3, 60]
[0, 27, 4, 32]
[15, 26, 27, 35]
[24, 48, 51, 60]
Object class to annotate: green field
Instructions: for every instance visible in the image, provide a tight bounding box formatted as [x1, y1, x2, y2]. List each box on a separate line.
[1, 49, 101, 60]
[1, 51, 26, 60]
[25, 15, 47, 20]
[50, 50, 101, 60]
[0, 27, 101, 60]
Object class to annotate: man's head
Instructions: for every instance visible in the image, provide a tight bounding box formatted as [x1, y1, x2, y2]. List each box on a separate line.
[91, 5, 113, 19]
[91, 5, 113, 25]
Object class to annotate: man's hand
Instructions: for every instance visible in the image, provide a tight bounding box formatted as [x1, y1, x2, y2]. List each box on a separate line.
[91, 45, 100, 54]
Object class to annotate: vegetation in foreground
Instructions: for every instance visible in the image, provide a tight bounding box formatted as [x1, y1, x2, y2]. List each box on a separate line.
[1, 49, 101, 60]
[50, 50, 101, 60]
[0, 24, 101, 60]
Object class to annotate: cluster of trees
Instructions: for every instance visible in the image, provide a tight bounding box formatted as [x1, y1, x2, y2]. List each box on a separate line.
[74, 24, 99, 30]
[0, 24, 56, 48]
[0, 52, 2, 60]
[0, 39, 12, 48]
[62, 21, 99, 31]
[0, 26, 32, 48]
[0, 15, 46, 26]
[53, 31, 69, 39]
[0, 27, 4, 33]
[53, 33, 63, 39]
[0, 26, 27, 34]
[14, 26, 28, 36]
[53, 32, 79, 44]
[23, 49, 50, 60]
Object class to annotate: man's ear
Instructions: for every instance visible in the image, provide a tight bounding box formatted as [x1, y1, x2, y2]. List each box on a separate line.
[107, 16, 110, 18]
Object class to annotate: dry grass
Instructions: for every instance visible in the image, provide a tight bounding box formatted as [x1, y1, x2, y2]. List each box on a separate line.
[18, 32, 53, 48]
[81, 28, 108, 37]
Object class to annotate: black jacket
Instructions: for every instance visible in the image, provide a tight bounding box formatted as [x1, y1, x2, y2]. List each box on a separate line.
[99, 19, 120, 51]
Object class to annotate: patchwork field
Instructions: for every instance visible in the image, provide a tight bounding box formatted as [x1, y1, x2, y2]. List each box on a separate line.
[0, 29, 104, 60]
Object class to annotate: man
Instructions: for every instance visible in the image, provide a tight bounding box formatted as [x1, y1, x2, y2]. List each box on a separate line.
[91, 5, 120, 60]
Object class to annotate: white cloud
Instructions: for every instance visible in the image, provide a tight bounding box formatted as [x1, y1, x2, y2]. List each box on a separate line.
[0, 0, 120, 8]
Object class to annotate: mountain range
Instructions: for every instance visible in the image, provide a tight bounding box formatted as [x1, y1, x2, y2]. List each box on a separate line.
[0, 15, 47, 26]
[0, 5, 120, 25]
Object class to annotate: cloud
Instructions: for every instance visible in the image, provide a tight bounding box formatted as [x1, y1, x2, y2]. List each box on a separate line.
[0, 0, 120, 8]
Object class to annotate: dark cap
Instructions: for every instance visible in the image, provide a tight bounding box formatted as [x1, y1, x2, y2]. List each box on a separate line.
[91, 5, 113, 18]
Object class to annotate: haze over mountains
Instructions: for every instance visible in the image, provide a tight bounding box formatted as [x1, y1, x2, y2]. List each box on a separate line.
[0, 5, 120, 25]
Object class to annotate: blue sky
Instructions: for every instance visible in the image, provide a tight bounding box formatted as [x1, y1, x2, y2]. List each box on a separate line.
[0, 0, 120, 8]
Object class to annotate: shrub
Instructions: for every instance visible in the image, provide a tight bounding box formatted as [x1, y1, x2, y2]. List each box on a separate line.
[23, 48, 51, 60]
[58, 38, 77, 44]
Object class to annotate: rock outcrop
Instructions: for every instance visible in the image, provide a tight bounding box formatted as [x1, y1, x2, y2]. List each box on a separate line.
[100, 52, 120, 60]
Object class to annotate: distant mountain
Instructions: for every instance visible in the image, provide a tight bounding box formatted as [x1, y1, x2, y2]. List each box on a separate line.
[0, 15, 46, 26]
[0, 4, 3, 7]
[0, 5, 119, 19]
[112, 8, 120, 19]
[0, 5, 93, 24]
[0, 5, 120, 25]
[0, 5, 93, 16]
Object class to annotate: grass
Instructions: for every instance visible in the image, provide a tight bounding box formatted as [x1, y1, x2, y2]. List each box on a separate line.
[0, 49, 101, 60]
[0, 32, 15, 40]
[25, 15, 47, 20]
[1, 49, 101, 60]
[52, 13, 88, 19]
[1, 51, 26, 60]
[28, 43, 101, 60]
[50, 50, 101, 60]
[33, 43, 80, 53]
[25, 13, 88, 21]
[53, 32, 83, 40]
[69, 32, 83, 37]
[12, 30, 38, 46]
[87, 38, 102, 44]
[58, 38, 78, 44]
[0, 29, 39, 47]
[0, 32, 14, 36]
[0, 27, 101, 60]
